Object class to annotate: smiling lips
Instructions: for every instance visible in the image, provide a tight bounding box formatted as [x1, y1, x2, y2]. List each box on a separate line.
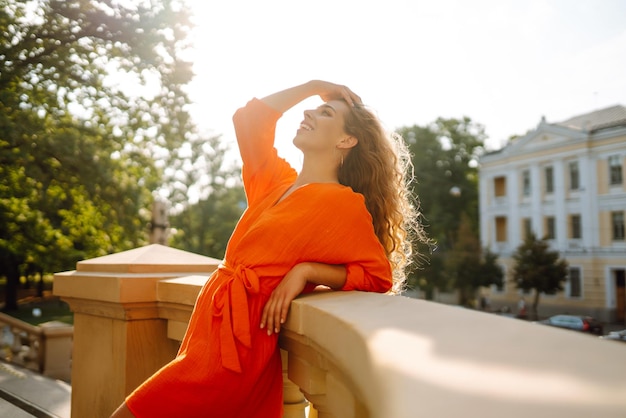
[299, 122, 313, 131]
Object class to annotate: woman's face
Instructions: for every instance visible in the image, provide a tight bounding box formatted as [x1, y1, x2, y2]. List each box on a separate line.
[293, 99, 351, 153]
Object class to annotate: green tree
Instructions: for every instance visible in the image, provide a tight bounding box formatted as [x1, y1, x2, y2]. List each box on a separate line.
[447, 213, 503, 306]
[511, 233, 568, 319]
[0, 0, 194, 310]
[170, 186, 245, 259]
[167, 134, 245, 259]
[399, 117, 486, 299]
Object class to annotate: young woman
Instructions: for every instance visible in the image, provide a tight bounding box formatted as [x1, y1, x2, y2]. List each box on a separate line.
[111, 80, 425, 418]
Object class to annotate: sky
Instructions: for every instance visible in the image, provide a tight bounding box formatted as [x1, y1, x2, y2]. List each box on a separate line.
[184, 0, 626, 169]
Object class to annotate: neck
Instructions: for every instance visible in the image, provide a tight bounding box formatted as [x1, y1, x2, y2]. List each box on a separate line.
[296, 154, 340, 186]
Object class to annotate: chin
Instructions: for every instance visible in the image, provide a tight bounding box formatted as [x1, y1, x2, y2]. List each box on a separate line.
[292, 136, 303, 151]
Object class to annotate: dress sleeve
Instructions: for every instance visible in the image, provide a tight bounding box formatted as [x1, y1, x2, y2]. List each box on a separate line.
[232, 98, 297, 207]
[305, 187, 393, 293]
[342, 261, 392, 293]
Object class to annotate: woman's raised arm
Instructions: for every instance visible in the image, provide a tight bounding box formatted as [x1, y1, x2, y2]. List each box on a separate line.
[261, 80, 362, 113]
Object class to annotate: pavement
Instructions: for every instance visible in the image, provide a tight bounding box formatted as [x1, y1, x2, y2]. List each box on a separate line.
[604, 322, 626, 333]
[0, 362, 70, 418]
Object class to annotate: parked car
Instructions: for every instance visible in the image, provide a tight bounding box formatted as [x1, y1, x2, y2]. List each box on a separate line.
[600, 329, 626, 343]
[537, 314, 604, 335]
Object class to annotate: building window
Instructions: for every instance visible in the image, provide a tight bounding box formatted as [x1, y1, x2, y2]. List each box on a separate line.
[494, 176, 506, 197]
[522, 218, 532, 239]
[567, 267, 582, 298]
[569, 161, 579, 190]
[570, 214, 581, 239]
[545, 216, 555, 239]
[613, 211, 625, 241]
[495, 216, 507, 242]
[522, 170, 531, 196]
[609, 155, 623, 185]
[544, 166, 554, 194]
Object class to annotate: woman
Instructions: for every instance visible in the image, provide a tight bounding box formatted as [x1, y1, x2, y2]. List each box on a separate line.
[111, 80, 424, 418]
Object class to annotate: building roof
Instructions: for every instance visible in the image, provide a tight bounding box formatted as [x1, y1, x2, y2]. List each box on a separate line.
[555, 104, 626, 132]
[479, 104, 626, 161]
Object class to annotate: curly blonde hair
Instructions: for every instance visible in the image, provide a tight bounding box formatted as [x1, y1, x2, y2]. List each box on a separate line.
[339, 104, 427, 294]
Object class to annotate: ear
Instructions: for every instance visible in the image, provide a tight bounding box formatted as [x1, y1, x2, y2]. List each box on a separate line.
[337, 135, 358, 149]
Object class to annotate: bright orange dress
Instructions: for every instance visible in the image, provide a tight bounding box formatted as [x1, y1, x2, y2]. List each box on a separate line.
[125, 99, 392, 418]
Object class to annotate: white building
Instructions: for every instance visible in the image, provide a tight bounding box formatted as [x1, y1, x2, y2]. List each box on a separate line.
[479, 105, 626, 322]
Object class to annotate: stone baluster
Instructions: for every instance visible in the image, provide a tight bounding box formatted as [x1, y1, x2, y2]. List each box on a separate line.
[281, 349, 308, 418]
[23, 333, 41, 370]
[9, 327, 24, 365]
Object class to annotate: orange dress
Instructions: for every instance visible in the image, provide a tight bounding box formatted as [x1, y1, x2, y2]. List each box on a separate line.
[125, 99, 392, 418]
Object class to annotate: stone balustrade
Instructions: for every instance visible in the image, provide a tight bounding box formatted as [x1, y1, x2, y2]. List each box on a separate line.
[54, 244, 626, 418]
[0, 313, 73, 382]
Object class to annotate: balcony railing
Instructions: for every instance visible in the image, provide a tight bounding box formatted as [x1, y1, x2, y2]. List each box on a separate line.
[0, 313, 73, 382]
[53, 244, 626, 418]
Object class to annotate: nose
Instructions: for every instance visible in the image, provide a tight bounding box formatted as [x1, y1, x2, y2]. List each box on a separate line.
[303, 109, 313, 119]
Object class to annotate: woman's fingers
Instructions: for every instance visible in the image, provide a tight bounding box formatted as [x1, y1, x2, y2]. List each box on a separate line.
[336, 84, 361, 107]
[314, 80, 362, 106]
[260, 264, 308, 335]
[261, 296, 277, 335]
[261, 292, 285, 335]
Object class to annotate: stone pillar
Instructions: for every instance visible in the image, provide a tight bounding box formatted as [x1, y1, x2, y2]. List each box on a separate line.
[40, 320, 73, 382]
[53, 244, 220, 418]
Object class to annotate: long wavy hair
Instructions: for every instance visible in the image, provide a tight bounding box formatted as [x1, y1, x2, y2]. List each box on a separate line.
[339, 103, 427, 294]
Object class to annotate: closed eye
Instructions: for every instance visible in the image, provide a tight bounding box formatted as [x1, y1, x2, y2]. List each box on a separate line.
[318, 104, 335, 117]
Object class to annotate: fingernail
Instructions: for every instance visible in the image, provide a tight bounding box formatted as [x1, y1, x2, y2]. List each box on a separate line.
[267, 329, 272, 336]
[260, 323, 264, 329]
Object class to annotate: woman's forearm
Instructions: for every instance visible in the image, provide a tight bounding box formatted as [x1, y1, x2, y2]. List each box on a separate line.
[260, 80, 362, 114]
[260, 261, 347, 335]
[297, 262, 347, 290]
[260, 81, 318, 114]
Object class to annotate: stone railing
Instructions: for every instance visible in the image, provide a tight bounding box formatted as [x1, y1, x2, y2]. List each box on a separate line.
[0, 313, 73, 382]
[54, 244, 626, 418]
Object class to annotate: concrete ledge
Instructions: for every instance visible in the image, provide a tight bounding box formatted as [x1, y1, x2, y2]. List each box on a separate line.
[280, 292, 626, 418]
[54, 245, 219, 304]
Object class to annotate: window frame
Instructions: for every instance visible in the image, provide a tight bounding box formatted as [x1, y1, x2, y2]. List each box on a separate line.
[609, 155, 623, 185]
[612, 211, 625, 241]
[494, 176, 506, 198]
[522, 170, 531, 197]
[495, 216, 508, 242]
[570, 214, 582, 239]
[545, 216, 555, 240]
[569, 160, 580, 190]
[567, 267, 582, 298]
[545, 166, 554, 194]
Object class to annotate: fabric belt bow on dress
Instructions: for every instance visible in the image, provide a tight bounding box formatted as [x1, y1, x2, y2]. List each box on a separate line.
[212, 263, 261, 373]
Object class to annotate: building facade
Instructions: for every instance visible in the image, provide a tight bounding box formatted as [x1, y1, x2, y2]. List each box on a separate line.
[479, 105, 626, 322]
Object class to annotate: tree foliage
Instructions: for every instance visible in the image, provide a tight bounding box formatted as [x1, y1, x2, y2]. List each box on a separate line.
[511, 233, 568, 317]
[0, 0, 194, 310]
[399, 117, 486, 298]
[447, 213, 503, 306]
[167, 134, 245, 259]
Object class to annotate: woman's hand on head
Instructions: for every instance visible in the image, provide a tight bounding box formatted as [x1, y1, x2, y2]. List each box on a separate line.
[260, 263, 310, 335]
[309, 80, 362, 107]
